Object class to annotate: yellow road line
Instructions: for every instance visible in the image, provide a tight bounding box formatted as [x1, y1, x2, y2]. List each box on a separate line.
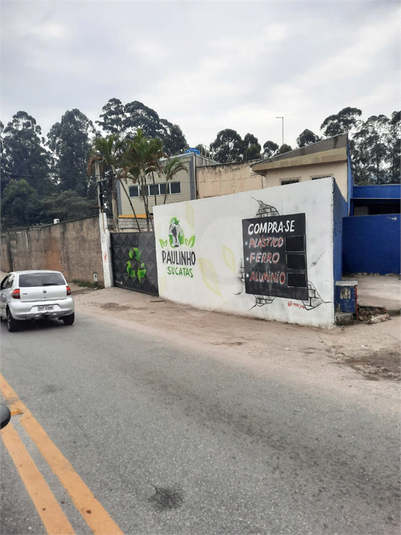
[1, 423, 75, 535]
[0, 374, 124, 535]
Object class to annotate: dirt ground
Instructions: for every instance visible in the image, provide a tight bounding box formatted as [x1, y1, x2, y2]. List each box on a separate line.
[71, 283, 401, 384]
[1, 268, 398, 385]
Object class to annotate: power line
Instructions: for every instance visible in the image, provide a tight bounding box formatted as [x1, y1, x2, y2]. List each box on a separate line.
[2, 172, 96, 180]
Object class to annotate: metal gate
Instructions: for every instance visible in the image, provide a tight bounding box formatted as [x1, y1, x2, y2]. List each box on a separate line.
[110, 232, 159, 296]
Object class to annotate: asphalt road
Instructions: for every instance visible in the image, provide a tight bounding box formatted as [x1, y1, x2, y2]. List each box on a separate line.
[1, 310, 400, 535]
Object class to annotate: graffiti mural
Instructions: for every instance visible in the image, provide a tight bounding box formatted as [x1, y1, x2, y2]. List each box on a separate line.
[242, 213, 308, 301]
[241, 199, 327, 310]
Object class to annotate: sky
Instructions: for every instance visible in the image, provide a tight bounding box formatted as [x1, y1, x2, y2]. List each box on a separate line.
[1, 0, 400, 150]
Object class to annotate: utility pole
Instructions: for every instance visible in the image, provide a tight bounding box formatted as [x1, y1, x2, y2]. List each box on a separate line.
[276, 116, 284, 146]
[95, 160, 103, 214]
[95, 159, 113, 288]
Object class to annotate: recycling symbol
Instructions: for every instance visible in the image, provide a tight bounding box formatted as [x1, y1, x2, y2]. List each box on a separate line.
[126, 247, 146, 283]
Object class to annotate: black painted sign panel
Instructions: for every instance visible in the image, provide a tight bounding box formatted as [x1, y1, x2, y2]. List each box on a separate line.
[242, 213, 308, 300]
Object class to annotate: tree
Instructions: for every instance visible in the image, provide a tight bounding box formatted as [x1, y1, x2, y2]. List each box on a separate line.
[123, 101, 166, 139]
[40, 190, 97, 223]
[0, 120, 5, 193]
[320, 107, 399, 184]
[242, 133, 261, 161]
[96, 99, 187, 157]
[160, 157, 187, 204]
[320, 107, 362, 138]
[210, 129, 244, 163]
[122, 129, 166, 230]
[296, 129, 320, 148]
[1, 179, 41, 228]
[279, 144, 292, 154]
[352, 114, 398, 184]
[387, 111, 400, 184]
[162, 124, 188, 156]
[47, 109, 96, 196]
[0, 120, 3, 151]
[88, 132, 186, 231]
[96, 98, 126, 136]
[1, 111, 53, 196]
[195, 144, 212, 158]
[262, 140, 279, 159]
[87, 135, 140, 231]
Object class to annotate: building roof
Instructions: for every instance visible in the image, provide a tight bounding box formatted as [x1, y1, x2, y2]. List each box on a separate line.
[252, 134, 349, 174]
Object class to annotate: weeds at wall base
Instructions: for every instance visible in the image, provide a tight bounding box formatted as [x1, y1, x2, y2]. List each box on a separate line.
[72, 279, 104, 289]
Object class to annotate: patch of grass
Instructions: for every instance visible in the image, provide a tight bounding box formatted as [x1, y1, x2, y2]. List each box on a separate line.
[72, 279, 103, 289]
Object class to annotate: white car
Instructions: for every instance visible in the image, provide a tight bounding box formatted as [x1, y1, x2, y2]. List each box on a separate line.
[0, 270, 75, 332]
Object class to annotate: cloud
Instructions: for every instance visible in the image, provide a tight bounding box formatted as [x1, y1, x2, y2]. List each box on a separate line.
[305, 11, 399, 84]
[1, 0, 399, 149]
[127, 40, 169, 66]
[212, 22, 288, 62]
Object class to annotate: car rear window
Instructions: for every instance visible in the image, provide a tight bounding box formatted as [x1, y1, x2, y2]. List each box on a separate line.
[19, 273, 65, 287]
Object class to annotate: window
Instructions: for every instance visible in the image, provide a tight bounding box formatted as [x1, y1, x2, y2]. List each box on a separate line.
[1, 275, 12, 290]
[19, 272, 65, 287]
[129, 186, 140, 197]
[311, 175, 332, 180]
[129, 182, 181, 196]
[170, 182, 181, 194]
[281, 179, 299, 185]
[149, 184, 158, 196]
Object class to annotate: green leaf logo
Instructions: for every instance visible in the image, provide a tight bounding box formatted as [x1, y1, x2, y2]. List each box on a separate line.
[126, 248, 147, 283]
[198, 258, 222, 299]
[126, 260, 135, 278]
[129, 247, 141, 262]
[137, 263, 146, 282]
[222, 245, 236, 272]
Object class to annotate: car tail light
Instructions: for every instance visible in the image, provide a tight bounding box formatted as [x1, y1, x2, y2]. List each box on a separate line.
[66, 286, 71, 296]
[11, 289, 20, 299]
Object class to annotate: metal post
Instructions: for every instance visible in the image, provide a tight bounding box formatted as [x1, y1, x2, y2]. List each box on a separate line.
[94, 160, 103, 216]
[276, 116, 284, 146]
[94, 160, 113, 288]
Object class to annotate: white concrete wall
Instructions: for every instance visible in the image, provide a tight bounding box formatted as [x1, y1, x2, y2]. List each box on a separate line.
[154, 178, 343, 328]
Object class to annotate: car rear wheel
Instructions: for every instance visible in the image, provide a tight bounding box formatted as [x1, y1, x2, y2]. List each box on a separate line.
[6, 309, 18, 332]
[63, 313, 75, 326]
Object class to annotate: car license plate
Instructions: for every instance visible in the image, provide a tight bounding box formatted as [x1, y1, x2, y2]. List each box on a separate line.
[38, 305, 54, 311]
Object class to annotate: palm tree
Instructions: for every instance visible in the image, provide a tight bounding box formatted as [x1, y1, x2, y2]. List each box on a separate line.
[160, 157, 187, 205]
[87, 135, 141, 232]
[122, 129, 166, 230]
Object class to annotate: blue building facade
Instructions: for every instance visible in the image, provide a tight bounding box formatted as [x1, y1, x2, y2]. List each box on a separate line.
[343, 184, 400, 274]
[351, 184, 400, 216]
